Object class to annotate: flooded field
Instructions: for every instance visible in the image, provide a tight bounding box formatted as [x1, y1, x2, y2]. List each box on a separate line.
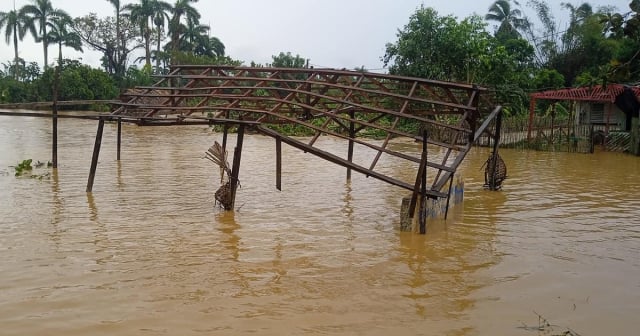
[1, 115, 639, 335]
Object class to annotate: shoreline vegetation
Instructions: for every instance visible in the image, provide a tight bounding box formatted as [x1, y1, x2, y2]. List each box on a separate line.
[1, 0, 639, 133]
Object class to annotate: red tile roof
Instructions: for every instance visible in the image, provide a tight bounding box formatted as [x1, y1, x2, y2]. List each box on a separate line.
[531, 84, 640, 103]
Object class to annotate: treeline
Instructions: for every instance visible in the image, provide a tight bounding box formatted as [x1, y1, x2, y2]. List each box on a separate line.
[2, 0, 639, 117]
[0, 0, 239, 104]
[384, 0, 640, 115]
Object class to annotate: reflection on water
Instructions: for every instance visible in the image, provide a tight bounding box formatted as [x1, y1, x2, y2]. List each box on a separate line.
[0, 115, 639, 335]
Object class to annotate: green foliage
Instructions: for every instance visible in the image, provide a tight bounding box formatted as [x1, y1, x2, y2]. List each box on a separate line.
[13, 159, 52, 179]
[14, 159, 33, 176]
[35, 59, 118, 101]
[270, 52, 309, 68]
[533, 69, 564, 91]
[121, 65, 154, 88]
[171, 51, 242, 66]
[383, 7, 497, 84]
[485, 0, 528, 41]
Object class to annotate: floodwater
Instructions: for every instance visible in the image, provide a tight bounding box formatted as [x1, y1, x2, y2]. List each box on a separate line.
[0, 114, 639, 335]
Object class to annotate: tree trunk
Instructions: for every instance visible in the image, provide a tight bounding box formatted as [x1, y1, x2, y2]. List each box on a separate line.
[116, 11, 121, 75]
[156, 25, 161, 72]
[13, 25, 19, 80]
[144, 28, 151, 69]
[43, 26, 48, 70]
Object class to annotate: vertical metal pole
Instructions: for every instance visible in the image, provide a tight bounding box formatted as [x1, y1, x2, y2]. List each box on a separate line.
[347, 109, 355, 182]
[52, 100, 58, 169]
[222, 125, 229, 152]
[419, 129, 428, 234]
[229, 124, 245, 210]
[276, 137, 282, 191]
[527, 98, 536, 142]
[86, 118, 105, 193]
[589, 124, 595, 153]
[117, 118, 122, 161]
[489, 110, 503, 190]
[551, 103, 556, 144]
[222, 112, 230, 152]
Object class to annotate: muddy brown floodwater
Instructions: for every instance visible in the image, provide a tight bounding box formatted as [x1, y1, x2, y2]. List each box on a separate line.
[0, 115, 639, 335]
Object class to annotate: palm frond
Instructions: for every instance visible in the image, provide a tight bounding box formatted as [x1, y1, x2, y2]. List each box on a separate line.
[205, 141, 231, 183]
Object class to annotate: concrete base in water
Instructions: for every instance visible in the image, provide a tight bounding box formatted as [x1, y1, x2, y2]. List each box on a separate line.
[399, 175, 465, 232]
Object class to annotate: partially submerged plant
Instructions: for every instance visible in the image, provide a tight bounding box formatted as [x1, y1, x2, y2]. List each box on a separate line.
[14, 159, 33, 177]
[12, 159, 52, 180]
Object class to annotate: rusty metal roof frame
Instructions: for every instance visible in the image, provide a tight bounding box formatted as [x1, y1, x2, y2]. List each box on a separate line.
[110, 65, 500, 199]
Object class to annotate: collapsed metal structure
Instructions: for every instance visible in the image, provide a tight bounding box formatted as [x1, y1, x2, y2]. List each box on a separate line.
[0, 65, 504, 233]
[103, 65, 503, 232]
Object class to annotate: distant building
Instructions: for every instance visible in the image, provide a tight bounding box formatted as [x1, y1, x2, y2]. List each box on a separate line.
[531, 84, 639, 131]
[529, 85, 640, 152]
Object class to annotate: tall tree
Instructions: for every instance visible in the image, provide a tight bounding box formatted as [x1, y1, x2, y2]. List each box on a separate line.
[48, 13, 83, 67]
[106, 0, 124, 75]
[524, 0, 559, 67]
[0, 8, 31, 78]
[151, 1, 171, 71]
[383, 6, 493, 83]
[124, 0, 170, 71]
[485, 0, 528, 40]
[169, 0, 200, 55]
[74, 13, 140, 77]
[21, 0, 67, 69]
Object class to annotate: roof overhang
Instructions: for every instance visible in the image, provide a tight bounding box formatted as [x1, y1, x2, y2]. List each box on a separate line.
[530, 84, 640, 103]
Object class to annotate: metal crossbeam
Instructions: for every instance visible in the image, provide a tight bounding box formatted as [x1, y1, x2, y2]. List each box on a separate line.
[111, 66, 496, 200]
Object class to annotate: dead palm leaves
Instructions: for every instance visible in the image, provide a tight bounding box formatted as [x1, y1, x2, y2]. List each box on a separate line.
[205, 141, 231, 184]
[205, 141, 237, 210]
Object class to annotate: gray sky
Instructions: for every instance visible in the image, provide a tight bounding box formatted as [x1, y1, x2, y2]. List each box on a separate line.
[1, 0, 633, 72]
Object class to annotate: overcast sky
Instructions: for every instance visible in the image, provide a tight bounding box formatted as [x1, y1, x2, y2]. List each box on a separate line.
[0, 0, 633, 72]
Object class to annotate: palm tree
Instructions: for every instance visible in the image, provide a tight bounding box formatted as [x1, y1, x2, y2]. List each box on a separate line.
[106, 0, 124, 75]
[205, 36, 225, 57]
[21, 0, 68, 70]
[169, 0, 200, 55]
[48, 13, 83, 67]
[179, 20, 208, 48]
[124, 0, 170, 71]
[485, 0, 528, 40]
[152, 1, 171, 71]
[0, 8, 31, 78]
[598, 11, 624, 39]
[169, 19, 225, 58]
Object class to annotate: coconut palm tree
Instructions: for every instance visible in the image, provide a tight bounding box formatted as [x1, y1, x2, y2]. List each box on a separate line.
[0, 8, 31, 78]
[169, 0, 200, 55]
[21, 0, 68, 69]
[485, 0, 528, 40]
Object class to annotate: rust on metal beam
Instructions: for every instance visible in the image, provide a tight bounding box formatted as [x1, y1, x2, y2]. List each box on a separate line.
[257, 125, 447, 198]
